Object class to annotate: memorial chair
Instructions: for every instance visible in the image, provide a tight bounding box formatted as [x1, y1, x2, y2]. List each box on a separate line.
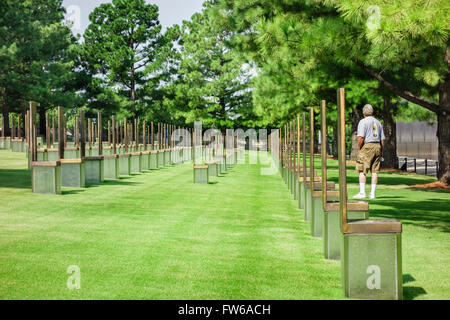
[314, 101, 369, 258]
[193, 122, 209, 184]
[84, 113, 105, 184]
[336, 88, 402, 300]
[30, 103, 62, 195]
[103, 116, 119, 180]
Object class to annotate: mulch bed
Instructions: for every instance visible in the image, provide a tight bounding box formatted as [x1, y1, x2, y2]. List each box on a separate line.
[410, 181, 450, 190]
[330, 156, 449, 189]
[380, 168, 404, 173]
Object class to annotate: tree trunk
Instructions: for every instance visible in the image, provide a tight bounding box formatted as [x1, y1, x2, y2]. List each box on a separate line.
[220, 96, 226, 126]
[381, 97, 398, 169]
[437, 112, 450, 184]
[130, 36, 136, 115]
[350, 106, 362, 160]
[332, 126, 338, 157]
[353, 51, 450, 183]
[21, 110, 27, 138]
[1, 89, 10, 136]
[437, 57, 450, 183]
[314, 121, 320, 154]
[130, 68, 135, 102]
[39, 104, 46, 136]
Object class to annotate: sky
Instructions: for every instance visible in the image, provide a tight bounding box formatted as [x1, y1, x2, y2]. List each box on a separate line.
[62, 0, 206, 35]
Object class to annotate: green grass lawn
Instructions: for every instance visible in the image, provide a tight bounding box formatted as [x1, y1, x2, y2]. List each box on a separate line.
[0, 149, 449, 300]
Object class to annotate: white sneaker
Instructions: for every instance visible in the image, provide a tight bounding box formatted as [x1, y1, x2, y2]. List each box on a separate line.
[353, 192, 366, 199]
[369, 193, 376, 199]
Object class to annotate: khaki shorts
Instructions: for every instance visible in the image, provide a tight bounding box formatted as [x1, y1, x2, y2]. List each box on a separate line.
[356, 143, 381, 174]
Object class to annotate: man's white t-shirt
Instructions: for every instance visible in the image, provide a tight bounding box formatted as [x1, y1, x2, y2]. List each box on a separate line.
[357, 116, 385, 143]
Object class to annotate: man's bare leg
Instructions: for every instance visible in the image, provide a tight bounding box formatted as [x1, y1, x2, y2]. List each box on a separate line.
[353, 172, 367, 198]
[370, 172, 378, 199]
[360, 172, 367, 183]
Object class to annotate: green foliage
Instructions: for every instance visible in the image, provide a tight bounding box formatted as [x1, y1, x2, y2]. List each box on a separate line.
[2, 0, 448, 138]
[166, 6, 259, 130]
[210, 0, 384, 128]
[81, 0, 179, 119]
[210, 0, 449, 128]
[320, 0, 449, 105]
[0, 0, 83, 116]
[323, 0, 449, 65]
[1, 149, 449, 300]
[396, 102, 437, 123]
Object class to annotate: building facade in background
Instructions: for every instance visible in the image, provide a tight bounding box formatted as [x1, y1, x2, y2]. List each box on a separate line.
[397, 121, 438, 160]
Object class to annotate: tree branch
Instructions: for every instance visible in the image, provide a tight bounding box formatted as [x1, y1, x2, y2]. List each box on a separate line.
[352, 58, 439, 113]
[135, 61, 149, 71]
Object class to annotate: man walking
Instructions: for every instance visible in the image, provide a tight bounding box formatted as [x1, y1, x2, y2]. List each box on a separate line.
[353, 104, 385, 199]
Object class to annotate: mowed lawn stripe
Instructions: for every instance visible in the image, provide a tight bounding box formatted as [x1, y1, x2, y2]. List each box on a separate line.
[1, 150, 449, 299]
[0, 150, 343, 299]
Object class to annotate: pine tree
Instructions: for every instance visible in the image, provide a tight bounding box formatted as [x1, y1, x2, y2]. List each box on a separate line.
[166, 5, 257, 130]
[0, 0, 83, 135]
[212, 0, 450, 178]
[82, 0, 177, 119]
[318, 0, 450, 181]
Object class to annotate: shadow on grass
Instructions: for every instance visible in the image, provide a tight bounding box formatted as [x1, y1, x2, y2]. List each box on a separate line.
[406, 187, 450, 194]
[403, 274, 415, 284]
[381, 171, 436, 184]
[117, 176, 133, 180]
[327, 172, 436, 186]
[370, 196, 405, 199]
[403, 286, 428, 300]
[62, 189, 85, 195]
[208, 181, 218, 185]
[87, 180, 142, 187]
[402, 275, 427, 300]
[0, 169, 31, 189]
[370, 199, 450, 233]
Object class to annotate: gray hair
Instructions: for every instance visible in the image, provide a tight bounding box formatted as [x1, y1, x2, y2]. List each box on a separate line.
[363, 104, 374, 116]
